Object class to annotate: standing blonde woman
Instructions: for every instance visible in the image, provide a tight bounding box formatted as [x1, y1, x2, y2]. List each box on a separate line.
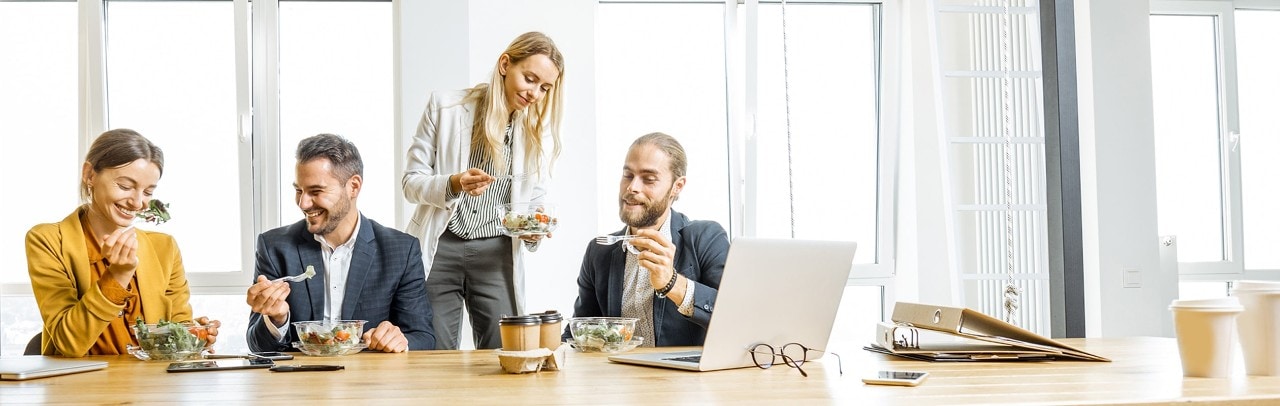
[26, 129, 220, 357]
[403, 32, 564, 349]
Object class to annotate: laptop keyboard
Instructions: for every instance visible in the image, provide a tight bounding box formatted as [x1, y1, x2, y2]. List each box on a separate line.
[664, 355, 702, 363]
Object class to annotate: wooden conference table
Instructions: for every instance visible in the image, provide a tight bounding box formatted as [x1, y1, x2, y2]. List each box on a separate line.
[3, 337, 1280, 404]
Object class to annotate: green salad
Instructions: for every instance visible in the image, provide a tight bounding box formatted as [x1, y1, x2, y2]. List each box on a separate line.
[500, 211, 557, 235]
[137, 199, 172, 225]
[132, 318, 206, 360]
[572, 320, 634, 352]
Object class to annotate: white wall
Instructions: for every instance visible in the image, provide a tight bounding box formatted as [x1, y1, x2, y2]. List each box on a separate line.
[1075, 0, 1178, 337]
[393, 0, 598, 345]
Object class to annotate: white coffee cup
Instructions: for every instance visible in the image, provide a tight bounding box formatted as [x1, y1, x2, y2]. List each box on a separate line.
[1232, 281, 1280, 376]
[1169, 297, 1244, 378]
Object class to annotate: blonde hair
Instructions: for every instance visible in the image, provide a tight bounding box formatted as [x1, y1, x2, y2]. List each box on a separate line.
[463, 31, 564, 177]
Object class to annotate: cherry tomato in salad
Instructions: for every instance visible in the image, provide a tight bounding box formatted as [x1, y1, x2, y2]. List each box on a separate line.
[188, 327, 209, 341]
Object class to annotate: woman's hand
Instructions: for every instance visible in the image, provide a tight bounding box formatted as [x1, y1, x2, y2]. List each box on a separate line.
[520, 233, 550, 244]
[101, 226, 139, 288]
[451, 168, 495, 196]
[195, 316, 221, 351]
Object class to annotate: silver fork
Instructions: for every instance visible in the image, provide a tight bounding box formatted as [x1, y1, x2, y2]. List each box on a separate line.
[493, 173, 530, 181]
[594, 235, 636, 245]
[597, 235, 642, 254]
[272, 265, 316, 283]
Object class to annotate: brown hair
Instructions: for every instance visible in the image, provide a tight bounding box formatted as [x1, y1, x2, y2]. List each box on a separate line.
[81, 128, 164, 201]
[632, 132, 687, 179]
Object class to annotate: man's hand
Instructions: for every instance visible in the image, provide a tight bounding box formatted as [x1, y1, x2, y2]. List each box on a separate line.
[450, 168, 495, 196]
[246, 275, 291, 326]
[631, 229, 679, 297]
[195, 316, 222, 351]
[363, 321, 409, 353]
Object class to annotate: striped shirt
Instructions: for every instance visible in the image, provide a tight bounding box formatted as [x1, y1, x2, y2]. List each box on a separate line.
[446, 125, 514, 239]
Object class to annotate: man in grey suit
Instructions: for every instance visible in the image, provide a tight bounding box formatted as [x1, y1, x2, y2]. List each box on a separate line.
[246, 134, 436, 352]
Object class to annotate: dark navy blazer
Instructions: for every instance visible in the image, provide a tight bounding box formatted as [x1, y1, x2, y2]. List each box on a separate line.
[246, 215, 436, 351]
[568, 210, 729, 346]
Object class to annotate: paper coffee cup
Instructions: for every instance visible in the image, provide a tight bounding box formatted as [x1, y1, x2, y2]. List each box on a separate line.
[499, 315, 542, 351]
[1232, 281, 1280, 376]
[1170, 297, 1243, 378]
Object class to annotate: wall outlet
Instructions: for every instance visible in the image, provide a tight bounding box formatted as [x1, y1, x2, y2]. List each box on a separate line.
[1122, 267, 1141, 288]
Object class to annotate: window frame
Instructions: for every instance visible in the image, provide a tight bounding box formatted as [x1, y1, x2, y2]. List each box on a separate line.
[1150, 0, 1245, 280]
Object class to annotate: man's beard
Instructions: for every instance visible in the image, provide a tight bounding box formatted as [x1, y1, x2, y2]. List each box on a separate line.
[310, 194, 352, 237]
[619, 187, 673, 229]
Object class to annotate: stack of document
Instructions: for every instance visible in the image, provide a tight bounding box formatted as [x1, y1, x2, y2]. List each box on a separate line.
[864, 302, 1110, 362]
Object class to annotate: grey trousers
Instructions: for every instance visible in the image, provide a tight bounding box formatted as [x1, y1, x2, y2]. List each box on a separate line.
[427, 229, 516, 350]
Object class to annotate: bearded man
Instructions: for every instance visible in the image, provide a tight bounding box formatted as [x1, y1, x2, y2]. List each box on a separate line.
[565, 132, 729, 347]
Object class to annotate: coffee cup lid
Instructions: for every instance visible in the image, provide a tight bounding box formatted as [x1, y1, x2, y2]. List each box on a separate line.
[1169, 297, 1243, 311]
[538, 311, 563, 323]
[499, 315, 542, 326]
[1232, 280, 1280, 292]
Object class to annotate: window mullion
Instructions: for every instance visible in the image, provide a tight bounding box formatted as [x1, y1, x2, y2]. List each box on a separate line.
[252, 0, 282, 245]
[1216, 6, 1244, 271]
[234, 0, 255, 287]
[79, 0, 108, 153]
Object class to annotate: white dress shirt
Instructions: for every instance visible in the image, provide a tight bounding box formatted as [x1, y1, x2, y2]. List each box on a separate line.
[264, 217, 362, 341]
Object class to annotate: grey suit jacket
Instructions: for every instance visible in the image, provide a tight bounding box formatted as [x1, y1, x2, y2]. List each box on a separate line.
[247, 215, 436, 351]
[568, 210, 729, 346]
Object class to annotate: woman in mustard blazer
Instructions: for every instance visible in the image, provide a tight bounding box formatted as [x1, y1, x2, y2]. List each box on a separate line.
[25, 129, 220, 357]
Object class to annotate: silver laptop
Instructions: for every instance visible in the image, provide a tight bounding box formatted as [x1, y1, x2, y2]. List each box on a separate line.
[0, 356, 107, 381]
[608, 238, 857, 371]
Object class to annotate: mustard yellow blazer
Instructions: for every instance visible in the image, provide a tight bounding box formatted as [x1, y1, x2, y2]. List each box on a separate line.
[25, 207, 193, 357]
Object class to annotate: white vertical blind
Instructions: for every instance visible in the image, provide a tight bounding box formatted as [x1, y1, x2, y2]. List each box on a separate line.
[932, 0, 1050, 334]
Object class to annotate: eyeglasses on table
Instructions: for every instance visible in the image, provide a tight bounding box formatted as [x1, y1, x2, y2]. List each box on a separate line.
[749, 342, 842, 377]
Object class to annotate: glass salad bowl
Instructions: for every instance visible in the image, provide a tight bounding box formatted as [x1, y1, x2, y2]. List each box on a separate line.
[292, 320, 368, 356]
[128, 320, 209, 361]
[567, 317, 643, 353]
[496, 202, 558, 237]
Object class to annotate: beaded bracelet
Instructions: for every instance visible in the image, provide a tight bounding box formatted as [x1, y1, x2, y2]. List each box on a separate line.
[654, 271, 678, 298]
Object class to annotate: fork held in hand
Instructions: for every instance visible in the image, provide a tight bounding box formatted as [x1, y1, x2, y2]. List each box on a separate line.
[273, 265, 316, 283]
[494, 173, 530, 181]
[595, 235, 637, 245]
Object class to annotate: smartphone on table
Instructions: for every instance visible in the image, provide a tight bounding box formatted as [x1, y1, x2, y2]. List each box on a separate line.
[166, 358, 275, 373]
[206, 352, 294, 361]
[862, 371, 929, 387]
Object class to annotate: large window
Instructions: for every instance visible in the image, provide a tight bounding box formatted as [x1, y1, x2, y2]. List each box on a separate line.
[595, 3, 729, 232]
[277, 1, 393, 225]
[597, 0, 895, 342]
[0, 0, 391, 356]
[105, 1, 243, 274]
[1238, 9, 1280, 271]
[753, 4, 879, 258]
[0, 1, 79, 356]
[1150, 14, 1228, 264]
[1150, 4, 1280, 297]
[0, 2, 78, 286]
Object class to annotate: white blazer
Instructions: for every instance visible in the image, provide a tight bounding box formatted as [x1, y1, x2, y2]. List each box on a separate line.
[402, 89, 549, 314]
